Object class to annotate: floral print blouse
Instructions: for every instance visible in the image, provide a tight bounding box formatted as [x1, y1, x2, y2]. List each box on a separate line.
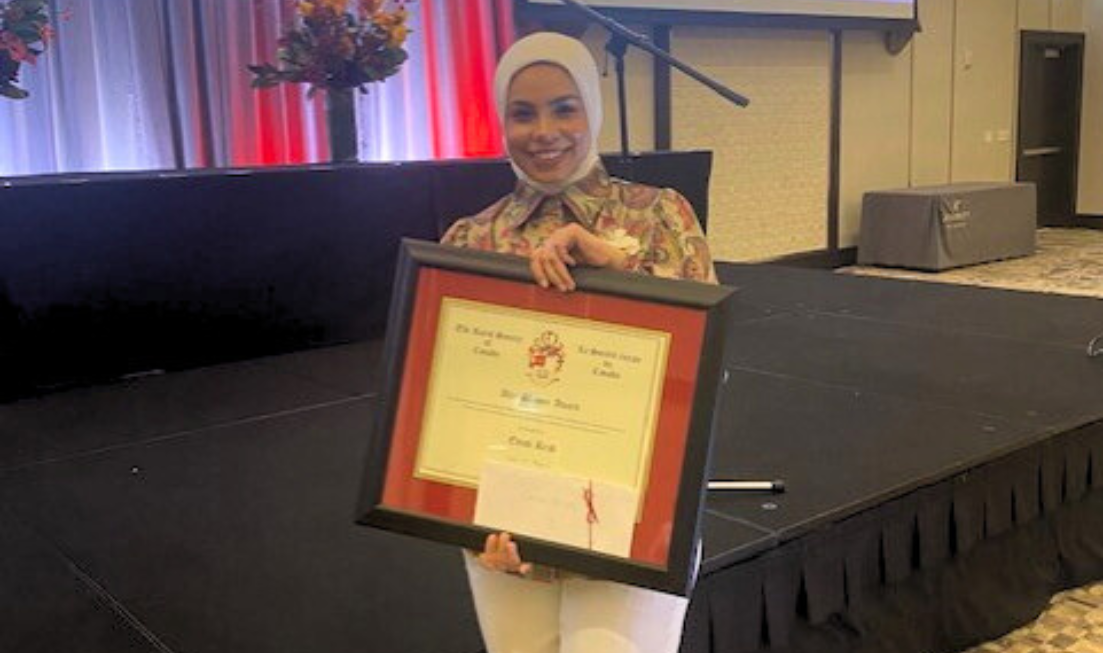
[441, 165, 717, 284]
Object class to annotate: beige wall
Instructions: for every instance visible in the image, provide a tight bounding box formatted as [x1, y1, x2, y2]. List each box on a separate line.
[949, 0, 1017, 183]
[1054, 0, 1085, 32]
[910, 0, 954, 186]
[670, 28, 832, 261]
[1019, 0, 1051, 30]
[839, 31, 911, 246]
[1017, 0, 1083, 31]
[578, 0, 1100, 259]
[1080, 0, 1103, 214]
[586, 26, 834, 261]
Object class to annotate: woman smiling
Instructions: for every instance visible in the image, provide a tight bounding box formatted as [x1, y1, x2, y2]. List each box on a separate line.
[442, 31, 716, 653]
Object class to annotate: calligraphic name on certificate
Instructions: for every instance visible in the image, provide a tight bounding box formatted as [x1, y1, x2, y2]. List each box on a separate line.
[413, 298, 671, 504]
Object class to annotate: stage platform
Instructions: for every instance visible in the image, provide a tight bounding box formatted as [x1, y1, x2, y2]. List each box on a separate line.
[1, 264, 1101, 653]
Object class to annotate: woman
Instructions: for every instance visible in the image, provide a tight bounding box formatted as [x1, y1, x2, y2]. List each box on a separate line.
[442, 32, 716, 653]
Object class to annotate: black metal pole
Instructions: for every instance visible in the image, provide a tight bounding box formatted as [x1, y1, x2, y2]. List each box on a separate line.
[607, 34, 630, 158]
[652, 24, 672, 151]
[557, 0, 749, 108]
[159, 0, 187, 170]
[191, 0, 216, 167]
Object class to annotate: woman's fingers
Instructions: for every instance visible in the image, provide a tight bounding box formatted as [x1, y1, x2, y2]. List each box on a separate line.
[498, 532, 514, 557]
[530, 256, 551, 289]
[509, 540, 533, 577]
[528, 223, 631, 292]
[478, 532, 531, 575]
[502, 535, 534, 576]
[531, 244, 576, 292]
[528, 224, 584, 292]
[477, 533, 498, 570]
[543, 253, 575, 291]
[554, 242, 577, 267]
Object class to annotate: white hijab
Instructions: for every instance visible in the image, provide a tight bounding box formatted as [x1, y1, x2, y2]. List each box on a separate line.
[494, 32, 604, 195]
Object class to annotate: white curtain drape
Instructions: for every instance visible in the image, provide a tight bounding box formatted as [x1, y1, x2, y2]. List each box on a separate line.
[0, 0, 510, 177]
[1, 0, 176, 175]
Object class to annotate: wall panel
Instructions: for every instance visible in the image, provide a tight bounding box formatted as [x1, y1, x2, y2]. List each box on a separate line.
[951, 0, 1017, 182]
[671, 27, 832, 261]
[1018, 0, 1051, 30]
[839, 31, 912, 247]
[1053, 0, 1085, 32]
[910, 0, 955, 186]
[1080, 0, 1103, 213]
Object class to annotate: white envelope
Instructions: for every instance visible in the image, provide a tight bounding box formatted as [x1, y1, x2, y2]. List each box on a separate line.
[474, 460, 638, 558]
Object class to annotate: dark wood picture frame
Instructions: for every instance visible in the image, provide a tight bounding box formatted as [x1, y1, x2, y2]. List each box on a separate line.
[356, 239, 734, 595]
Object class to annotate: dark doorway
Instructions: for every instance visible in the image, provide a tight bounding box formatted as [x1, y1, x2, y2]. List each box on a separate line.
[1016, 31, 1084, 227]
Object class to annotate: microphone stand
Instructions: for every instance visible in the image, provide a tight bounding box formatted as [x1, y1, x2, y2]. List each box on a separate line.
[555, 0, 750, 161]
[607, 32, 631, 158]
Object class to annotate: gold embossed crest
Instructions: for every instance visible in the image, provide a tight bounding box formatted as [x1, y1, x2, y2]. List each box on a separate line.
[526, 330, 565, 386]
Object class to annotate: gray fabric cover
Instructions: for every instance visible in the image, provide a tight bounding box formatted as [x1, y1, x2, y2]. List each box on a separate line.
[858, 182, 1037, 271]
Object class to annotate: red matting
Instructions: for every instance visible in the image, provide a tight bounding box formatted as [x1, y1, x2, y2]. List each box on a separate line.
[381, 268, 706, 567]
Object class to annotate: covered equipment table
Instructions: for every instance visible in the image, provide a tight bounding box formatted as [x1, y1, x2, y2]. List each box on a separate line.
[858, 182, 1036, 271]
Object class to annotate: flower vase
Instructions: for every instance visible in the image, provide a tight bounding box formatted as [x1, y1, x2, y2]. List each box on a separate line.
[326, 88, 358, 163]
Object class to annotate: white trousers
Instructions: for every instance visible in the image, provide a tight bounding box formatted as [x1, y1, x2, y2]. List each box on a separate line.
[464, 553, 690, 653]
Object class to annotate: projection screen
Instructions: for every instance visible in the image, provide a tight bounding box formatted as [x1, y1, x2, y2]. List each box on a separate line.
[527, 0, 916, 22]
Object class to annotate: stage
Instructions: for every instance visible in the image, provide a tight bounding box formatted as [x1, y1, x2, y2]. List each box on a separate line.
[1, 263, 1101, 653]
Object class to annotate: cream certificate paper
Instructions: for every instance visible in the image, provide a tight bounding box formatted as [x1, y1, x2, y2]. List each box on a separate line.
[414, 298, 670, 503]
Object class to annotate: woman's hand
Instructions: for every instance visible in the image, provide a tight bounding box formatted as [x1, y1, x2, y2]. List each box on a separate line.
[477, 532, 533, 576]
[530, 223, 628, 292]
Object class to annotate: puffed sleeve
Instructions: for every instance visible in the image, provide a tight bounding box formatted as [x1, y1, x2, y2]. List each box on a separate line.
[440, 216, 473, 246]
[642, 189, 718, 284]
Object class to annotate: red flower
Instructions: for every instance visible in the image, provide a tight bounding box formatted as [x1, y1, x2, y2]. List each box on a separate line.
[0, 30, 32, 64]
[0, 0, 53, 99]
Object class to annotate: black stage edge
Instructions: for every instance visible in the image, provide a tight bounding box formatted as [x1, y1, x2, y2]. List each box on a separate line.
[1, 264, 1101, 653]
[0, 152, 711, 402]
[760, 246, 858, 270]
[1074, 214, 1103, 229]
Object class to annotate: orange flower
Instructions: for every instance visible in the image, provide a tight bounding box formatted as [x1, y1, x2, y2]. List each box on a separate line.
[319, 0, 348, 13]
[388, 23, 408, 48]
[359, 0, 384, 16]
[376, 7, 409, 47]
[373, 6, 405, 29]
[298, 1, 316, 17]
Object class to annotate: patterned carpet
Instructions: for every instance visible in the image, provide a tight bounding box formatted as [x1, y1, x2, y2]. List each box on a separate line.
[843, 227, 1103, 652]
[960, 583, 1103, 653]
[842, 228, 1103, 299]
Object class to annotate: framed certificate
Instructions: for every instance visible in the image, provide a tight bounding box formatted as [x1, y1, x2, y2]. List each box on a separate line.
[357, 239, 735, 595]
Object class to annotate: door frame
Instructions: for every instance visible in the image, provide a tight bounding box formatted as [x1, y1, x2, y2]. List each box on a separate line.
[1016, 30, 1085, 228]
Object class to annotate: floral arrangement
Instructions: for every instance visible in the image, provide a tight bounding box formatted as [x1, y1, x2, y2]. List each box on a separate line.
[249, 0, 410, 97]
[0, 0, 53, 99]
